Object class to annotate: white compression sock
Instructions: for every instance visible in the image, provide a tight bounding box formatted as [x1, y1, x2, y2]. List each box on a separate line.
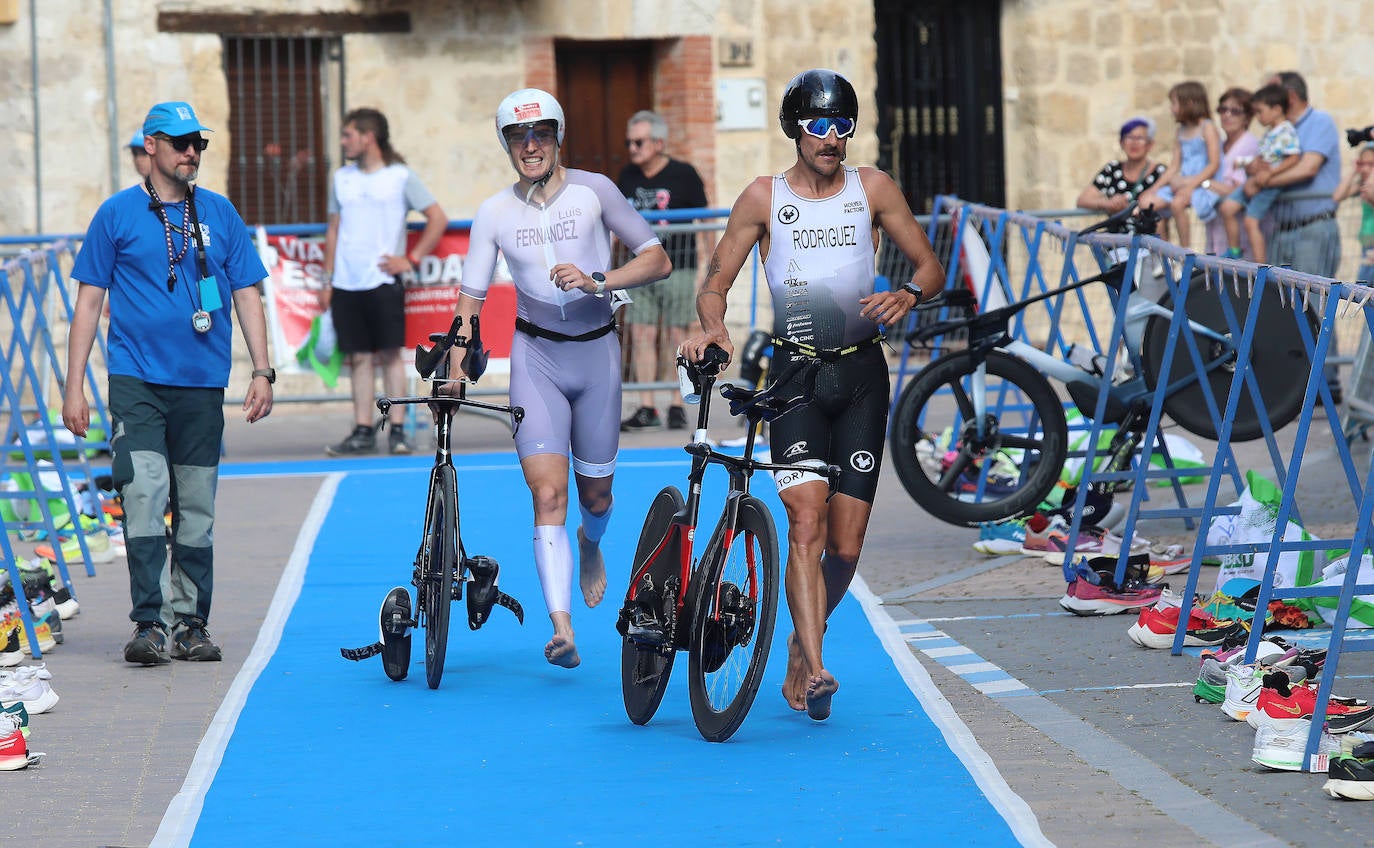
[533, 524, 573, 615]
[579, 498, 613, 544]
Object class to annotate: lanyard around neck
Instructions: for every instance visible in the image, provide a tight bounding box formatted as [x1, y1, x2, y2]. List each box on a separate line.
[146, 179, 209, 291]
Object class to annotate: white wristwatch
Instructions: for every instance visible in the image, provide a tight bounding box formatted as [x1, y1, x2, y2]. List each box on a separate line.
[591, 272, 607, 297]
[1200, 179, 1212, 191]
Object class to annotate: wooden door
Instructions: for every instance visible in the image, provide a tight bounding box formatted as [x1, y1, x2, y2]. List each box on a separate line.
[555, 42, 655, 181]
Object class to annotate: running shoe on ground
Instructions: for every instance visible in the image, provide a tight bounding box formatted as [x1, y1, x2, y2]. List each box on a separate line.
[0, 665, 58, 714]
[124, 621, 170, 665]
[1059, 574, 1162, 616]
[170, 619, 223, 662]
[1127, 605, 1244, 650]
[667, 405, 688, 430]
[388, 426, 413, 455]
[1020, 513, 1068, 555]
[1197, 648, 1294, 705]
[1, 700, 29, 738]
[0, 712, 30, 771]
[1324, 743, 1374, 800]
[972, 518, 1028, 556]
[1253, 719, 1345, 771]
[1045, 527, 1151, 566]
[1221, 662, 1309, 721]
[326, 425, 377, 456]
[0, 625, 20, 668]
[621, 406, 663, 432]
[34, 528, 114, 565]
[1249, 672, 1374, 733]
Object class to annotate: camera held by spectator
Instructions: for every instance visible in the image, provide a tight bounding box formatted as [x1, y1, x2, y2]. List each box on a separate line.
[1347, 125, 1374, 148]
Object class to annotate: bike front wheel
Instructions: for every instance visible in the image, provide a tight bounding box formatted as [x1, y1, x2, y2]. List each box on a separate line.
[889, 350, 1068, 527]
[687, 496, 779, 743]
[419, 465, 458, 690]
[621, 486, 686, 726]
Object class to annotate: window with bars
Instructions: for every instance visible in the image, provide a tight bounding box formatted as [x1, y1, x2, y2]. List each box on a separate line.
[223, 36, 339, 225]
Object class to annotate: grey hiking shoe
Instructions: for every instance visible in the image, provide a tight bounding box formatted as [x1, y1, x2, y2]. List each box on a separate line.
[124, 621, 170, 665]
[388, 426, 413, 455]
[326, 425, 376, 456]
[170, 619, 223, 662]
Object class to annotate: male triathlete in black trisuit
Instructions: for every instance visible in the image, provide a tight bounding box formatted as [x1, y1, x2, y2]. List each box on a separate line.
[682, 69, 945, 720]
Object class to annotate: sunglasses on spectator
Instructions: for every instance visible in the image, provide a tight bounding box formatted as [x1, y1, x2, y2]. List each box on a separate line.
[155, 134, 209, 153]
[503, 125, 559, 148]
[797, 117, 856, 139]
[1216, 106, 1247, 116]
[625, 137, 659, 149]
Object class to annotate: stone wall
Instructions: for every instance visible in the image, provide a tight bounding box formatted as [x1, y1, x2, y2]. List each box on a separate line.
[1002, 0, 1374, 212]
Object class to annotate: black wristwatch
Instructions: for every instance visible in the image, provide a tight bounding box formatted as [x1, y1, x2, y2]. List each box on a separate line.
[901, 282, 926, 304]
[251, 368, 276, 384]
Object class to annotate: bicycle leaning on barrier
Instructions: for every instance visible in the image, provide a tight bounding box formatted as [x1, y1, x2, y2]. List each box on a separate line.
[888, 205, 1316, 527]
[340, 314, 526, 690]
[615, 345, 841, 742]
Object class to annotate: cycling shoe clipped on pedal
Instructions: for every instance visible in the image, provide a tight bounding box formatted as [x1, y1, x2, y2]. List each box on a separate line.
[379, 587, 413, 681]
[338, 586, 412, 682]
[466, 556, 524, 629]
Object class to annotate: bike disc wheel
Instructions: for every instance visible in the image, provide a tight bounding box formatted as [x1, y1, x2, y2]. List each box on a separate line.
[421, 466, 458, 690]
[889, 349, 1068, 527]
[1142, 278, 1314, 441]
[687, 497, 779, 743]
[621, 486, 685, 725]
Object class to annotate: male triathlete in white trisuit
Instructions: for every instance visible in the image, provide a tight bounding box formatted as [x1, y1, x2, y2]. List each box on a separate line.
[450, 88, 671, 668]
[682, 69, 945, 720]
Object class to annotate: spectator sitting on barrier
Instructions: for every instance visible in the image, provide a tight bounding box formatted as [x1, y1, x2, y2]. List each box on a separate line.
[1333, 143, 1374, 284]
[1076, 116, 1165, 214]
[1204, 88, 1260, 257]
[1137, 80, 1222, 249]
[1218, 84, 1302, 263]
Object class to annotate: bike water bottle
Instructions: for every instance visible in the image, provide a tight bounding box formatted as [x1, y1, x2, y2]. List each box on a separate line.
[677, 354, 702, 404]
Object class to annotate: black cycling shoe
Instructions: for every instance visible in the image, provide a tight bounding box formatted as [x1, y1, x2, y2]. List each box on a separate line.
[625, 605, 669, 647]
[379, 587, 412, 681]
[466, 556, 501, 629]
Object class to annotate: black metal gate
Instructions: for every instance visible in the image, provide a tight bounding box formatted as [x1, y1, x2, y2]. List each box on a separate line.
[874, 0, 1005, 214]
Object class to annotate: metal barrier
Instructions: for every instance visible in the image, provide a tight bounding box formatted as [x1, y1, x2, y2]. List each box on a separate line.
[922, 195, 1374, 773]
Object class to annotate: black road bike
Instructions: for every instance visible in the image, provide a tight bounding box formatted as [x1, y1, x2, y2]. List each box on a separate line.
[341, 315, 526, 689]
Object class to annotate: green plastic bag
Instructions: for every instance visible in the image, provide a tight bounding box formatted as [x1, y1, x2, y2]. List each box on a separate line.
[296, 312, 344, 388]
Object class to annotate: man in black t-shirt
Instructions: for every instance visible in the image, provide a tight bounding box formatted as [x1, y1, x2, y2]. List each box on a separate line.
[617, 110, 709, 431]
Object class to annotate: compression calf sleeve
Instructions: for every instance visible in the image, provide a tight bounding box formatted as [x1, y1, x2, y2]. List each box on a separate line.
[533, 524, 573, 614]
[579, 498, 613, 544]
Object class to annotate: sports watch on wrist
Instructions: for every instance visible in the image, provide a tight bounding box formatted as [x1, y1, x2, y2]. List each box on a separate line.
[591, 272, 607, 297]
[1200, 179, 1212, 191]
[251, 368, 276, 384]
[900, 282, 925, 304]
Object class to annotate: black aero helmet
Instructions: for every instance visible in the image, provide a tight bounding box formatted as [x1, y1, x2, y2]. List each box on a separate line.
[779, 69, 858, 140]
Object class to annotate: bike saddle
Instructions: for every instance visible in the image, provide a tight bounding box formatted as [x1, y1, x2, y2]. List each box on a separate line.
[465, 555, 524, 629]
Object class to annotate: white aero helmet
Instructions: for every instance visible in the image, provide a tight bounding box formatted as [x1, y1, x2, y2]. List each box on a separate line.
[495, 88, 566, 152]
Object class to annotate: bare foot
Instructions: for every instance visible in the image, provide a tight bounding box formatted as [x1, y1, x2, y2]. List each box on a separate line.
[577, 527, 606, 608]
[545, 633, 581, 668]
[806, 670, 839, 721]
[781, 632, 807, 711]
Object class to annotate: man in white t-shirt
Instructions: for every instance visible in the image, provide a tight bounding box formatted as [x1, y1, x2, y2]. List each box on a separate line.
[321, 108, 447, 455]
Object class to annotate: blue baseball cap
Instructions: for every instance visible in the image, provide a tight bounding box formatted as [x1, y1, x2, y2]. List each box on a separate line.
[128, 129, 147, 150]
[142, 101, 213, 137]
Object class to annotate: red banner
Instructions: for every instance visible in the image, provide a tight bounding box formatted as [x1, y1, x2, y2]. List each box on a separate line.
[258, 227, 517, 368]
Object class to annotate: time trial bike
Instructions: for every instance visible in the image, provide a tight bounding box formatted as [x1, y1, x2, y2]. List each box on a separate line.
[341, 314, 526, 689]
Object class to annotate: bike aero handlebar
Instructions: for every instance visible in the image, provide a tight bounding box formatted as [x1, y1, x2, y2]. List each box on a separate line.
[414, 314, 491, 381]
